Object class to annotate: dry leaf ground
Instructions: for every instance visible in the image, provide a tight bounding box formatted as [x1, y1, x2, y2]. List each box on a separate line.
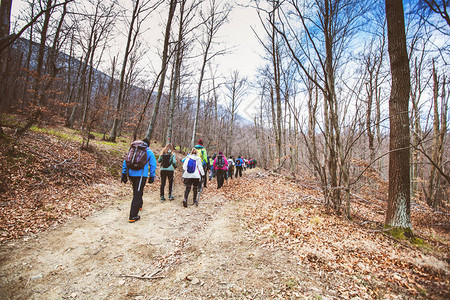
[0, 127, 448, 299]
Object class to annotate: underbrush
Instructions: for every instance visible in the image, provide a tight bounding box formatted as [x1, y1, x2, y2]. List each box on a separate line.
[221, 170, 449, 299]
[0, 122, 126, 243]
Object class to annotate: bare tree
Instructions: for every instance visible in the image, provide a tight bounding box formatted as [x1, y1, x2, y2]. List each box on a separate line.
[144, 0, 177, 141]
[224, 70, 247, 155]
[166, 0, 201, 144]
[384, 0, 412, 229]
[65, 0, 116, 130]
[109, 0, 163, 142]
[0, 0, 12, 120]
[259, 0, 371, 215]
[190, 0, 231, 148]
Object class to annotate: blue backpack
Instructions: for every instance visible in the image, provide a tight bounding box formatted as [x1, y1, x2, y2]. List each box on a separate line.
[187, 158, 196, 173]
[235, 158, 241, 167]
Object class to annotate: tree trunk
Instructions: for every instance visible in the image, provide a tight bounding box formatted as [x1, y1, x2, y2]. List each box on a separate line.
[0, 0, 12, 113]
[145, 0, 177, 142]
[385, 0, 412, 229]
[109, 0, 140, 142]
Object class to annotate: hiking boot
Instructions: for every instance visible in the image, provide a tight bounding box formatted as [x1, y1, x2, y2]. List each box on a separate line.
[168, 194, 174, 201]
[128, 215, 141, 223]
[183, 199, 187, 208]
[160, 196, 166, 202]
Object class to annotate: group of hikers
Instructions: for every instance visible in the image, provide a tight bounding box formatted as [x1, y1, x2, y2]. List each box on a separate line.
[121, 138, 257, 223]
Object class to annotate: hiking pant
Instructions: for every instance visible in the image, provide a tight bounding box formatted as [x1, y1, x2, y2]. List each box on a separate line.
[209, 168, 215, 180]
[216, 169, 226, 188]
[235, 166, 243, 178]
[129, 176, 147, 219]
[228, 168, 234, 179]
[160, 170, 174, 197]
[202, 165, 208, 187]
[184, 178, 200, 203]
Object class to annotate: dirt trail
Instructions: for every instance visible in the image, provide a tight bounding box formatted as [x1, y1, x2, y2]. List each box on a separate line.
[0, 173, 325, 299]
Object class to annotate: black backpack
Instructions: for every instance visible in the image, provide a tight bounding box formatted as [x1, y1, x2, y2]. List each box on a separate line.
[161, 153, 172, 168]
[216, 155, 225, 168]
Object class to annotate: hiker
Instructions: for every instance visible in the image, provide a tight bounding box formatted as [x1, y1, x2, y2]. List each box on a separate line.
[213, 151, 228, 189]
[158, 143, 177, 201]
[227, 156, 235, 180]
[209, 153, 216, 180]
[252, 158, 257, 168]
[121, 138, 157, 223]
[182, 148, 205, 207]
[194, 139, 209, 188]
[235, 155, 244, 178]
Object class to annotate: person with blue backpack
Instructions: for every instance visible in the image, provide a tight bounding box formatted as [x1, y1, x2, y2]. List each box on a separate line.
[235, 155, 244, 178]
[194, 139, 208, 188]
[121, 138, 157, 223]
[182, 148, 205, 207]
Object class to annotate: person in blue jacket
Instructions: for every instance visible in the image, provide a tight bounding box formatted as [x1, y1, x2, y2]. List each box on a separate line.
[121, 138, 157, 223]
[235, 155, 244, 178]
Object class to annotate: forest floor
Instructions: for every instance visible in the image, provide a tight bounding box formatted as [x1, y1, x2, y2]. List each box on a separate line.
[0, 122, 449, 299]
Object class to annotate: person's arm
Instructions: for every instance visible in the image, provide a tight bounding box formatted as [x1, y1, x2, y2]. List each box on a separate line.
[202, 149, 208, 164]
[182, 157, 188, 171]
[172, 154, 177, 168]
[148, 150, 157, 178]
[198, 158, 205, 176]
[122, 160, 127, 174]
[121, 160, 128, 183]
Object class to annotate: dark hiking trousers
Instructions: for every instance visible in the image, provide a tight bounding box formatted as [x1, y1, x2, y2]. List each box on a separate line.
[202, 165, 208, 187]
[216, 169, 226, 188]
[160, 170, 174, 197]
[228, 168, 234, 179]
[184, 178, 200, 204]
[129, 176, 147, 219]
[235, 166, 243, 178]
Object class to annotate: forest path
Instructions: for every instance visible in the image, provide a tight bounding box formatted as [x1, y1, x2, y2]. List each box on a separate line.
[0, 170, 325, 299]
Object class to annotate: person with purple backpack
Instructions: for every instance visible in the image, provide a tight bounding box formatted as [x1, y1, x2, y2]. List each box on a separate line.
[213, 151, 229, 189]
[121, 138, 157, 223]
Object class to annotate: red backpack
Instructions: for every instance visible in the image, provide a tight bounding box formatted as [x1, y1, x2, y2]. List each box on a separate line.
[125, 140, 148, 170]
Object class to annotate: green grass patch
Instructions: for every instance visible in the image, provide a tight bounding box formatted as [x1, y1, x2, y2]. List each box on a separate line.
[285, 278, 298, 289]
[0, 114, 20, 127]
[30, 126, 82, 142]
[384, 226, 413, 240]
[384, 226, 430, 248]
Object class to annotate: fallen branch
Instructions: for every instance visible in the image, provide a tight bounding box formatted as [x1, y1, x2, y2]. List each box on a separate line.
[54, 157, 74, 168]
[119, 274, 165, 280]
[120, 268, 163, 280]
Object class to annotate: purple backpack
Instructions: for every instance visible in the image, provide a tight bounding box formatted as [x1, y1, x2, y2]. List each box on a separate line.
[125, 140, 148, 170]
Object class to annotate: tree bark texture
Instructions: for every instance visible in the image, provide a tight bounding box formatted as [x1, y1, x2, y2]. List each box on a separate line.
[385, 0, 412, 228]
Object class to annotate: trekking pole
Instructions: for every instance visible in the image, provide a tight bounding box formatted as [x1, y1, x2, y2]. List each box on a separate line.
[138, 168, 144, 192]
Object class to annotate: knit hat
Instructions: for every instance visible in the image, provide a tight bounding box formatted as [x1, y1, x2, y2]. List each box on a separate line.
[142, 138, 150, 145]
[218, 151, 223, 155]
[198, 139, 203, 145]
